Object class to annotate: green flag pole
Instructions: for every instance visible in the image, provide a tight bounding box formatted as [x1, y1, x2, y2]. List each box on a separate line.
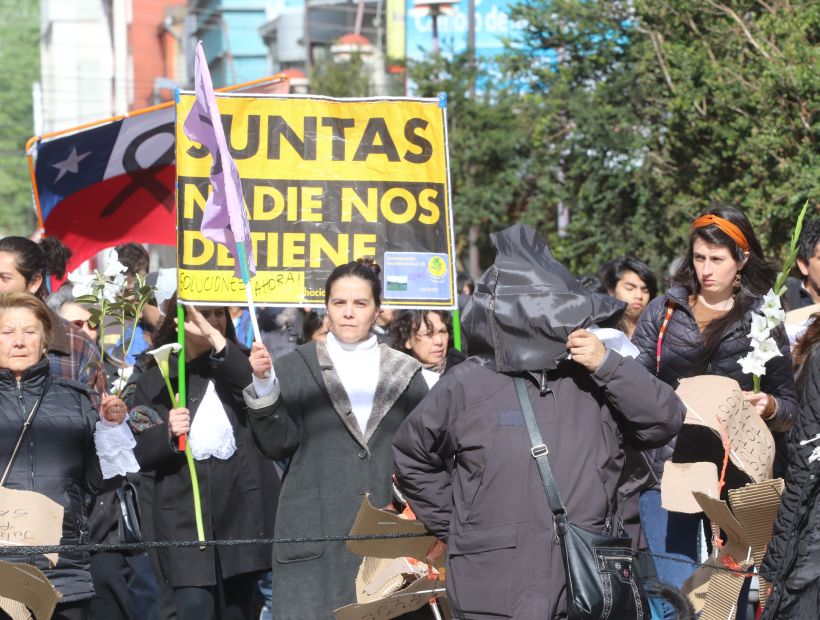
[177, 303, 206, 548]
[452, 308, 462, 352]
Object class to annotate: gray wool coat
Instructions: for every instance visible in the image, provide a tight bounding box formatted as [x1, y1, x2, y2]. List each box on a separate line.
[245, 340, 428, 620]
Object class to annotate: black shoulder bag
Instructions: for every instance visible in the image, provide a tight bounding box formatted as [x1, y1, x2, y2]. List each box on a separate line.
[513, 377, 647, 620]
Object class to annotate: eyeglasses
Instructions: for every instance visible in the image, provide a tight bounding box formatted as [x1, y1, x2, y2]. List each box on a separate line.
[70, 319, 91, 329]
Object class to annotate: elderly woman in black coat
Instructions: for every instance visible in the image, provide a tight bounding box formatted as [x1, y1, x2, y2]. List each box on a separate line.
[132, 300, 279, 620]
[0, 292, 103, 620]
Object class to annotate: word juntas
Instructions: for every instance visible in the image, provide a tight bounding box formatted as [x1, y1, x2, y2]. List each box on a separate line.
[187, 115, 434, 164]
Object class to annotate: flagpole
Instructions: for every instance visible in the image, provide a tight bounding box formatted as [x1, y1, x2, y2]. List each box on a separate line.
[452, 309, 462, 351]
[176, 302, 206, 548]
[235, 241, 262, 343]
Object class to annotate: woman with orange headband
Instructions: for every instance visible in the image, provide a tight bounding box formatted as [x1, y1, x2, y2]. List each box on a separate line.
[630, 205, 798, 619]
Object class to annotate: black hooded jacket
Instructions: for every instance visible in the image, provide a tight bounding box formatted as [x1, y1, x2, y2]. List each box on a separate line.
[0, 358, 102, 603]
[393, 225, 685, 619]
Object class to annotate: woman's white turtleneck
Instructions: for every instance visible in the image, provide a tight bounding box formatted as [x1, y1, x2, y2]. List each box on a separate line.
[325, 332, 381, 433]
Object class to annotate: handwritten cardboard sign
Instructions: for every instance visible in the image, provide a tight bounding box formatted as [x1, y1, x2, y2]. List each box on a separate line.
[0, 487, 64, 567]
[334, 573, 446, 620]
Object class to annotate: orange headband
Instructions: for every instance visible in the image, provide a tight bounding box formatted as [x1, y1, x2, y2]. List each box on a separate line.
[691, 214, 750, 253]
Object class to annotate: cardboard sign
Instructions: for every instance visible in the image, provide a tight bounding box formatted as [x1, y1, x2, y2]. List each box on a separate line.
[663, 376, 775, 515]
[683, 479, 784, 618]
[0, 560, 61, 620]
[334, 573, 446, 620]
[0, 487, 64, 567]
[344, 495, 443, 568]
[175, 94, 456, 308]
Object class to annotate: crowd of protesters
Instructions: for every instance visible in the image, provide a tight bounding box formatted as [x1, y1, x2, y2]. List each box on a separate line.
[1, 206, 819, 620]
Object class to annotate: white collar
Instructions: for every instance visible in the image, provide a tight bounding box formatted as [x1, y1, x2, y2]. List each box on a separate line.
[326, 331, 379, 356]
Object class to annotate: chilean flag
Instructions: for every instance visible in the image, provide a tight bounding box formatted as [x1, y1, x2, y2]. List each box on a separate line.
[31, 107, 177, 267]
[29, 74, 290, 269]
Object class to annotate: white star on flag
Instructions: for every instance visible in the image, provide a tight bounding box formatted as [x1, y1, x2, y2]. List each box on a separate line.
[52, 147, 91, 182]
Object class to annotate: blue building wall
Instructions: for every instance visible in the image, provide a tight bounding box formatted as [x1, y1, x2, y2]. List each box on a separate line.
[192, 0, 270, 87]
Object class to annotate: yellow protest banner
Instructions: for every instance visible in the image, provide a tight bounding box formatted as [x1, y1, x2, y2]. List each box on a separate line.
[175, 94, 455, 307]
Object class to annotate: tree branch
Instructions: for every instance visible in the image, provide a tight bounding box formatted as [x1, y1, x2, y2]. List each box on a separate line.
[649, 30, 676, 93]
[705, 0, 776, 60]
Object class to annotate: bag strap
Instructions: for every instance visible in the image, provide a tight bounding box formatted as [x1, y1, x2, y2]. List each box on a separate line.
[512, 376, 566, 517]
[1, 376, 52, 487]
[655, 301, 676, 374]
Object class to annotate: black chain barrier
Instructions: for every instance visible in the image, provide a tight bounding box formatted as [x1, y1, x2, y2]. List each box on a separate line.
[0, 534, 761, 578]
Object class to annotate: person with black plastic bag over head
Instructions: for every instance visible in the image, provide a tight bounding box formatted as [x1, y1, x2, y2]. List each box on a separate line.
[393, 224, 686, 619]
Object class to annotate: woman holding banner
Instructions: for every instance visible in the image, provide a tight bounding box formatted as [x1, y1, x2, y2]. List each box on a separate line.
[245, 258, 429, 619]
[131, 300, 279, 620]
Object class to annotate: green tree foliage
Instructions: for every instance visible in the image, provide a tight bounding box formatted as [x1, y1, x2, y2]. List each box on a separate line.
[0, 0, 39, 236]
[502, 0, 818, 277]
[309, 53, 371, 97]
[408, 52, 535, 266]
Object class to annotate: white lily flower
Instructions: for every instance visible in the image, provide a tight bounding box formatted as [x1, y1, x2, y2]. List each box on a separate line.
[764, 307, 786, 330]
[738, 353, 766, 377]
[101, 280, 123, 303]
[148, 342, 182, 369]
[749, 314, 770, 342]
[110, 365, 133, 394]
[103, 250, 128, 278]
[147, 343, 182, 407]
[751, 336, 781, 365]
[760, 289, 784, 328]
[68, 271, 96, 298]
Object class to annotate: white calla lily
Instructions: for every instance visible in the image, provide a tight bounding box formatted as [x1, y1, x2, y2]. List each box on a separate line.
[147, 343, 182, 407]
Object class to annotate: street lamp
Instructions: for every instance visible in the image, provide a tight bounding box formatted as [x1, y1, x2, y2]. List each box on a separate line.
[412, 0, 455, 53]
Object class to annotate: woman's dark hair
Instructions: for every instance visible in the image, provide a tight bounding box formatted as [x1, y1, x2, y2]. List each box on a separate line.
[0, 236, 72, 300]
[0, 291, 54, 351]
[671, 205, 776, 371]
[301, 309, 327, 344]
[389, 310, 452, 353]
[324, 257, 382, 306]
[598, 256, 658, 300]
[793, 314, 820, 372]
[114, 243, 149, 277]
[149, 293, 238, 364]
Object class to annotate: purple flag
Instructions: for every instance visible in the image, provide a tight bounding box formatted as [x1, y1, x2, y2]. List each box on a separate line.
[183, 42, 255, 279]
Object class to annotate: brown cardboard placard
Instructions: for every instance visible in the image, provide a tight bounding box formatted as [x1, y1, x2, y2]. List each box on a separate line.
[0, 560, 61, 620]
[0, 487, 64, 567]
[682, 479, 784, 620]
[661, 462, 719, 514]
[674, 375, 774, 484]
[345, 495, 443, 568]
[334, 573, 446, 620]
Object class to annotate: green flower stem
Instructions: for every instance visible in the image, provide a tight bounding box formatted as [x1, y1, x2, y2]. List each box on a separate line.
[184, 442, 206, 547]
[753, 374, 761, 395]
[176, 303, 205, 549]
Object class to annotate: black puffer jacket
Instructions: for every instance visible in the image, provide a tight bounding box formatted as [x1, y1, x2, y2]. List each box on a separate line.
[0, 359, 102, 603]
[632, 286, 798, 483]
[760, 343, 820, 619]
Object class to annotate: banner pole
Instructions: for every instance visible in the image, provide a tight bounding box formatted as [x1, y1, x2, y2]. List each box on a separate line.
[177, 302, 206, 548]
[236, 241, 262, 343]
[452, 309, 462, 352]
